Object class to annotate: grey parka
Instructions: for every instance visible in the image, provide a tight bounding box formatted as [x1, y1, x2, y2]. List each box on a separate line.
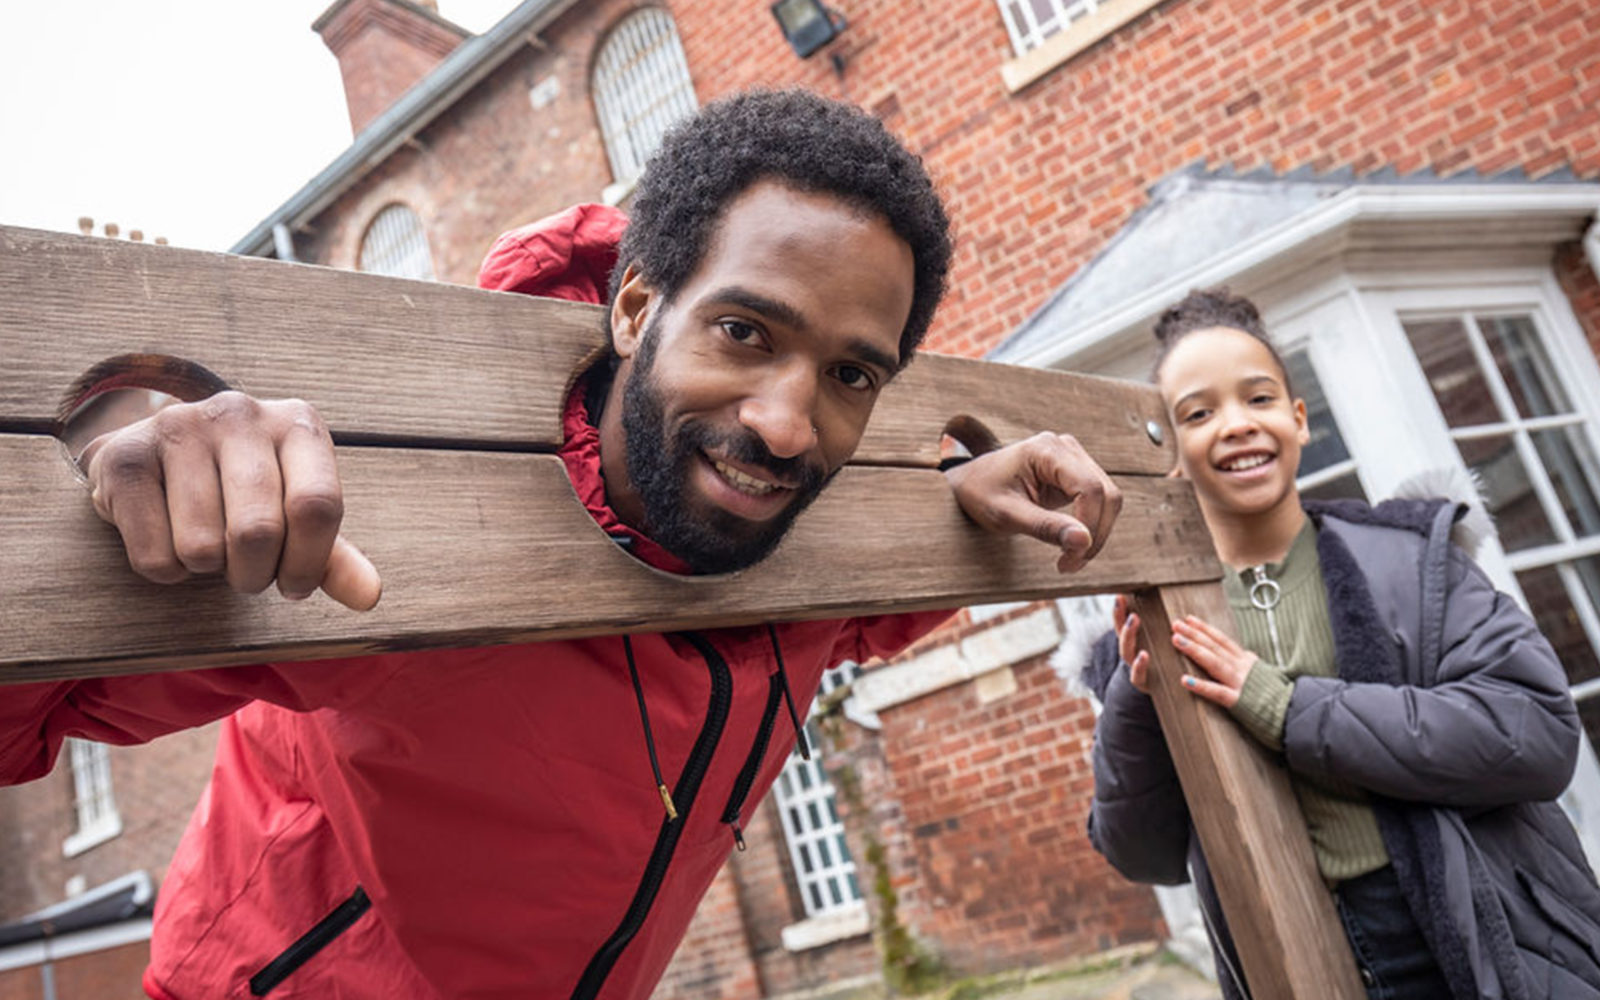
[1084, 499, 1600, 999]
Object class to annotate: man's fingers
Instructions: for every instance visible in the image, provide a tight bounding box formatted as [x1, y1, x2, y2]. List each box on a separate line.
[217, 426, 286, 595]
[87, 432, 189, 584]
[275, 408, 343, 599]
[320, 536, 383, 611]
[164, 443, 226, 575]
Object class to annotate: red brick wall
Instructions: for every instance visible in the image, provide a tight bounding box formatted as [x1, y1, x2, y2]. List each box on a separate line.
[725, 794, 880, 996]
[0, 725, 220, 923]
[1555, 240, 1600, 355]
[298, 0, 642, 285]
[675, 0, 1600, 356]
[652, 866, 762, 1000]
[829, 647, 1167, 978]
[0, 939, 150, 1000]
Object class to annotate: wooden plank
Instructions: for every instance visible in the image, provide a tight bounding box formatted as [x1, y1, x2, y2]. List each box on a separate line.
[1134, 583, 1365, 999]
[0, 225, 1177, 475]
[0, 433, 1215, 681]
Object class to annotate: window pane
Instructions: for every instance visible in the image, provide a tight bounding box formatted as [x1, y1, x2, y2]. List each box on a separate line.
[1458, 433, 1557, 550]
[818, 838, 833, 866]
[1531, 426, 1600, 537]
[1404, 318, 1501, 428]
[1284, 350, 1351, 474]
[1515, 564, 1600, 688]
[799, 843, 814, 874]
[1481, 315, 1570, 419]
[358, 204, 434, 280]
[829, 877, 843, 905]
[1300, 470, 1366, 503]
[809, 884, 824, 910]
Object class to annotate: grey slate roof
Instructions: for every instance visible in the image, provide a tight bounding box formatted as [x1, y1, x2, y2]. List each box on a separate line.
[989, 162, 1586, 364]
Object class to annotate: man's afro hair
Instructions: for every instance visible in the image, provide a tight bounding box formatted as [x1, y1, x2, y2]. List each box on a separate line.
[613, 89, 952, 366]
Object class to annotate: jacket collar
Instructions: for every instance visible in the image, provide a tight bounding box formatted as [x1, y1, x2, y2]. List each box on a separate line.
[558, 376, 692, 575]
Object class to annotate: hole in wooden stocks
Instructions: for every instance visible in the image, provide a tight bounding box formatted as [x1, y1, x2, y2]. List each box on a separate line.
[55, 354, 232, 465]
[939, 414, 1000, 466]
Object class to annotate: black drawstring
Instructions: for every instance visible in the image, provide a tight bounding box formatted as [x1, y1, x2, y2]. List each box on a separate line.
[766, 624, 811, 761]
[623, 635, 677, 821]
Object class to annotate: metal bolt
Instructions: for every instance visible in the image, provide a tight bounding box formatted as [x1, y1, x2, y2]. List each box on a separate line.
[1145, 420, 1164, 445]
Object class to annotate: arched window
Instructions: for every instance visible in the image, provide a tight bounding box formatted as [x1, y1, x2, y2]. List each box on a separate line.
[358, 203, 435, 280]
[591, 8, 698, 189]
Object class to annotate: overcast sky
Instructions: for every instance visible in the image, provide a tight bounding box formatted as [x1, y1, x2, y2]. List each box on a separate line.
[0, 1, 521, 252]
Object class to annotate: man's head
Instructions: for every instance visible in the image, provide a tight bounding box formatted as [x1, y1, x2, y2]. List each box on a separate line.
[611, 89, 951, 367]
[597, 91, 951, 574]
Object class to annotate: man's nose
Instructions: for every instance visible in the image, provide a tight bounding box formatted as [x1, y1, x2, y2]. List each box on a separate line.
[738, 368, 820, 460]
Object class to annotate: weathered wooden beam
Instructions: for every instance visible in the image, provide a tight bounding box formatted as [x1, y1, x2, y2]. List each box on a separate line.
[1135, 583, 1367, 999]
[1, 435, 1214, 680]
[0, 225, 1176, 474]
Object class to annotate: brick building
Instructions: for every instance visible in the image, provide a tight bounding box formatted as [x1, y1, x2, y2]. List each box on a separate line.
[4, 0, 1599, 997]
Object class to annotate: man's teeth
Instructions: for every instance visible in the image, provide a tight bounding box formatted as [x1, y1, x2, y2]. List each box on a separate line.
[1222, 454, 1271, 471]
[714, 460, 777, 496]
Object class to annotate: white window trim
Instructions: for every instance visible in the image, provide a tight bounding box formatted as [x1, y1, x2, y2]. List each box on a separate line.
[62, 739, 121, 858]
[999, 0, 1166, 93]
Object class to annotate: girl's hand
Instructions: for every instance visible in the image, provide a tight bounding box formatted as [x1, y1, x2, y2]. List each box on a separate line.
[1113, 594, 1151, 693]
[1171, 615, 1257, 708]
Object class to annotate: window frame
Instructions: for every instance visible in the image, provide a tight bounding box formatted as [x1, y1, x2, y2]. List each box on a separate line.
[62, 738, 121, 857]
[590, 7, 698, 196]
[357, 203, 435, 281]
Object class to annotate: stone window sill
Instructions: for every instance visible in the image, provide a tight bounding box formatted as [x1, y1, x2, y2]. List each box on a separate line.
[62, 815, 122, 858]
[781, 905, 871, 952]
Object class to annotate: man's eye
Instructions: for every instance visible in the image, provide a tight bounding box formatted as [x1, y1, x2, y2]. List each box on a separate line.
[833, 364, 876, 391]
[721, 320, 760, 344]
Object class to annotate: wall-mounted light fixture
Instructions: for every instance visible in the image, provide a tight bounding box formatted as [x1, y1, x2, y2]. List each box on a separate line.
[770, 0, 846, 59]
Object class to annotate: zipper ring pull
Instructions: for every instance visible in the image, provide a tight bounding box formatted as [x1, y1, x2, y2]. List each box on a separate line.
[1248, 569, 1281, 611]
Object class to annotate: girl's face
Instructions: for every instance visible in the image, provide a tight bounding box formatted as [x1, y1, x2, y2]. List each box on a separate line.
[1158, 326, 1309, 521]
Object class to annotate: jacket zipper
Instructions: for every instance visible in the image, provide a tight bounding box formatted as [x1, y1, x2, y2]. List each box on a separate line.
[569, 631, 732, 1000]
[721, 674, 784, 850]
[248, 886, 372, 996]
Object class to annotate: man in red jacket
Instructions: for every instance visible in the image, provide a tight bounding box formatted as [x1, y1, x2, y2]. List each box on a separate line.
[17, 91, 1119, 999]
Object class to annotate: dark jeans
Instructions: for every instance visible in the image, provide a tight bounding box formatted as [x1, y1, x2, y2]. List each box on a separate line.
[1335, 865, 1454, 999]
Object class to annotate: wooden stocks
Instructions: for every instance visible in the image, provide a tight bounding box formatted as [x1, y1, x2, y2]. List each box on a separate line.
[0, 224, 1361, 997]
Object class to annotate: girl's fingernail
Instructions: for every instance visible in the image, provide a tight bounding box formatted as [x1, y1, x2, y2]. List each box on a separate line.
[1183, 676, 1196, 687]
[1173, 635, 1187, 647]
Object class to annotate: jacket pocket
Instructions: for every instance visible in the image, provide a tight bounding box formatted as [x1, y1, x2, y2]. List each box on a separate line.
[1517, 867, 1600, 980]
[248, 886, 372, 996]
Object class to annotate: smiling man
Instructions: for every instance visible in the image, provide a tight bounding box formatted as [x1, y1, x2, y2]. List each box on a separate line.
[2, 91, 1120, 1000]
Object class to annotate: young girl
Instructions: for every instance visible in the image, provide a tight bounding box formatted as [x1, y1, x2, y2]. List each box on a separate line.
[1085, 288, 1600, 999]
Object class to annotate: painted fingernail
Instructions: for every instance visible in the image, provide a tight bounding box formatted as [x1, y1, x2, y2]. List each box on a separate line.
[1183, 676, 1196, 687]
[1173, 635, 1187, 647]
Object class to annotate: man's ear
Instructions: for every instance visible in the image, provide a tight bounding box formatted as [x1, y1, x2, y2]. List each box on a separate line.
[610, 263, 655, 360]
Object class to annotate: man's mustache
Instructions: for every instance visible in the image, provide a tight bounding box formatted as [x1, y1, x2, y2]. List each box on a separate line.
[683, 423, 827, 494]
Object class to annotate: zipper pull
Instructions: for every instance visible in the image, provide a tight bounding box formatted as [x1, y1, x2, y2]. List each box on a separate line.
[658, 783, 679, 822]
[730, 817, 747, 851]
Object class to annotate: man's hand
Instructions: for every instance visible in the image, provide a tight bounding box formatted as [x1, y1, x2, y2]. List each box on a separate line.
[78, 391, 382, 610]
[944, 431, 1122, 573]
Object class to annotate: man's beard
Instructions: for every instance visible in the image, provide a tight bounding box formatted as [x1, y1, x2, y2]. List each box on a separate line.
[619, 326, 832, 574]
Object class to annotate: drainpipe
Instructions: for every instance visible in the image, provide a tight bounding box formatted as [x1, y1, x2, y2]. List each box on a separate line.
[272, 223, 297, 263]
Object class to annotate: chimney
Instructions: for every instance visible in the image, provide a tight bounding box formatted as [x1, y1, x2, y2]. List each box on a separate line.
[313, 0, 469, 135]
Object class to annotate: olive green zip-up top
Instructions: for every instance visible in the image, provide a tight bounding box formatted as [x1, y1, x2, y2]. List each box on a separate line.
[1225, 520, 1389, 883]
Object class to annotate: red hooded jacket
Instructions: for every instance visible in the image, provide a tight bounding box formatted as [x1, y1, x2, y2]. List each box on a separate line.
[0, 205, 948, 999]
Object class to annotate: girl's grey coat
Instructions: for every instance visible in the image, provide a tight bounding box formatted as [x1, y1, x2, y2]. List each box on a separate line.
[1085, 499, 1600, 999]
